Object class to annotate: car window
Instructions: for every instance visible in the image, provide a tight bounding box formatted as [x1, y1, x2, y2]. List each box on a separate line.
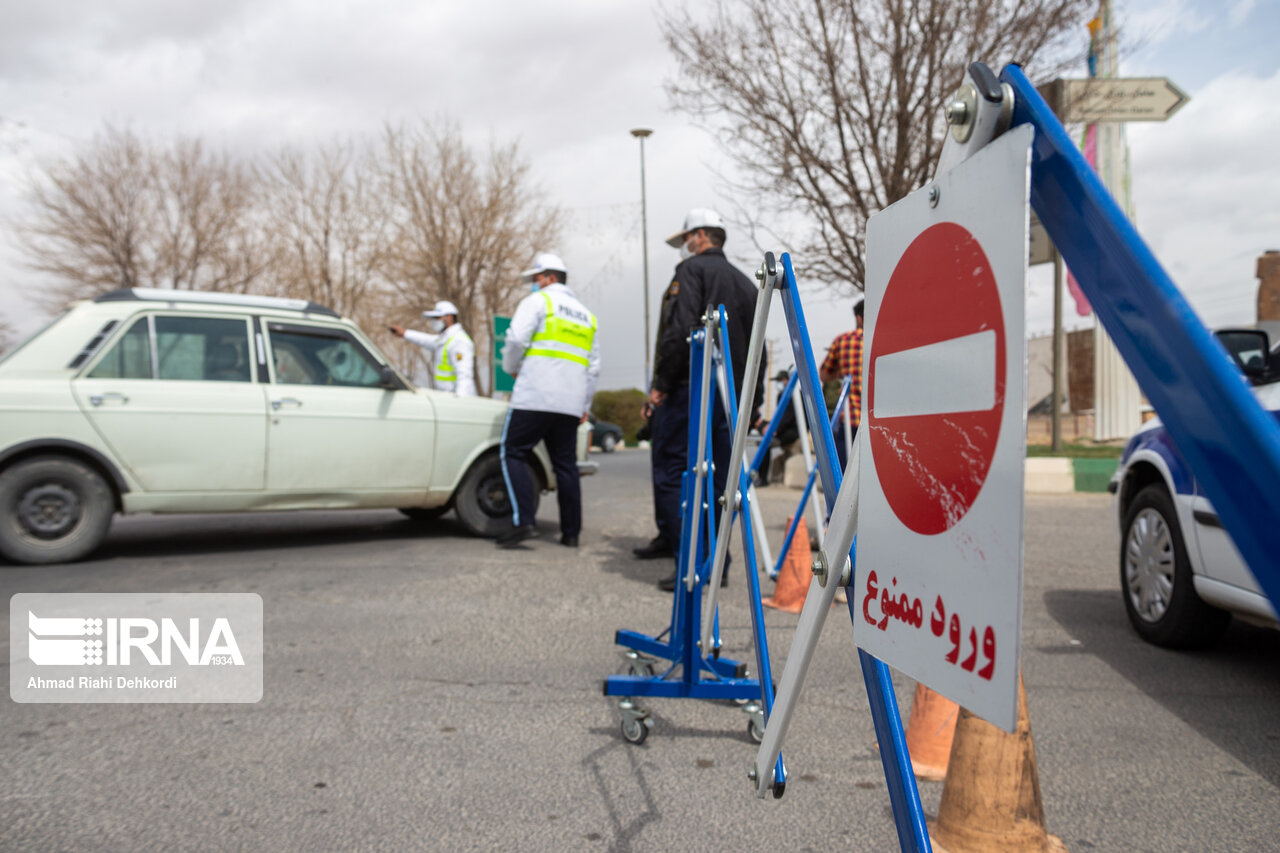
[86, 318, 152, 379]
[154, 316, 253, 382]
[266, 324, 384, 388]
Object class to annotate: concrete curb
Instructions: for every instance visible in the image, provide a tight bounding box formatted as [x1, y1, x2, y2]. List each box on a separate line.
[1025, 457, 1117, 493]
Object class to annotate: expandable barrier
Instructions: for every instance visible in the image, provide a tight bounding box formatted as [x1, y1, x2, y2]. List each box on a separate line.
[602, 306, 787, 793]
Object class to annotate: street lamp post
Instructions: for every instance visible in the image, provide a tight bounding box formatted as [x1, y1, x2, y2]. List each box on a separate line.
[631, 128, 653, 389]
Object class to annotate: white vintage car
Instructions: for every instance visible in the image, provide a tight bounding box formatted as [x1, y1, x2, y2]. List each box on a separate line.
[0, 288, 588, 565]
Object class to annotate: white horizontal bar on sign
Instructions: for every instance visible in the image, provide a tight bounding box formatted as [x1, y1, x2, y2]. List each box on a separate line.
[872, 330, 997, 418]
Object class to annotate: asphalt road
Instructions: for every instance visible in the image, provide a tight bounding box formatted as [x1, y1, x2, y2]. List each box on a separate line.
[3, 450, 1278, 851]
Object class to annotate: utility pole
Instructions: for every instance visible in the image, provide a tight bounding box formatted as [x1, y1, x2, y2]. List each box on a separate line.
[631, 128, 653, 389]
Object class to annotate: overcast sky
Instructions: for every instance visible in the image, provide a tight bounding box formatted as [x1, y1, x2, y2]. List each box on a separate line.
[2, 0, 1277, 391]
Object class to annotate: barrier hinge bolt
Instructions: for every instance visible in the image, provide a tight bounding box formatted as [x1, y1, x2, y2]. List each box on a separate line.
[748, 765, 759, 784]
[928, 185, 940, 208]
[812, 551, 829, 586]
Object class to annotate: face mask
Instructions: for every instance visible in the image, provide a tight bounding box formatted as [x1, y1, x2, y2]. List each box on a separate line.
[529, 282, 541, 293]
[679, 239, 695, 261]
[427, 318, 445, 333]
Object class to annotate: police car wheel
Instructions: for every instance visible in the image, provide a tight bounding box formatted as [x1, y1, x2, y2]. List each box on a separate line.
[1120, 484, 1229, 648]
[601, 433, 618, 453]
[454, 454, 540, 538]
[0, 455, 114, 565]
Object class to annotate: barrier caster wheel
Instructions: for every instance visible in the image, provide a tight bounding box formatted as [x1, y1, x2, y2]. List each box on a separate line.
[748, 718, 765, 744]
[628, 660, 654, 678]
[622, 716, 651, 745]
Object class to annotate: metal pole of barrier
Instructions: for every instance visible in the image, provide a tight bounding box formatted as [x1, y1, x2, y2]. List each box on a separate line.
[742, 370, 798, 579]
[682, 316, 716, 592]
[842, 397, 853, 466]
[712, 307, 787, 793]
[769, 377, 851, 582]
[788, 380, 827, 549]
[1003, 63, 1280, 602]
[703, 271, 777, 643]
[754, 253, 931, 852]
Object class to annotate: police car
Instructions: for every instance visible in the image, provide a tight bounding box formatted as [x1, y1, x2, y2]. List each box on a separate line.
[1110, 328, 1280, 647]
[0, 288, 584, 565]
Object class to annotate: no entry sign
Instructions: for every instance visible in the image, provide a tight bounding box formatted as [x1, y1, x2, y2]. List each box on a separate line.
[867, 221, 1006, 536]
[856, 125, 1032, 732]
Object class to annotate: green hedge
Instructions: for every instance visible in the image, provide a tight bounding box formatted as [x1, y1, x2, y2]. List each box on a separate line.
[592, 388, 647, 444]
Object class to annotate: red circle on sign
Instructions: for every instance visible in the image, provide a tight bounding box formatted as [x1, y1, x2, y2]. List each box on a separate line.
[867, 222, 1005, 535]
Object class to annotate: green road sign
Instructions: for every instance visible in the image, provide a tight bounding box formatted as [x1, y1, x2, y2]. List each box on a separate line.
[492, 315, 515, 394]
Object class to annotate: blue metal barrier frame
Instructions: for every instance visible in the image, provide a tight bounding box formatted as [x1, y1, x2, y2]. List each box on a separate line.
[769, 376, 851, 581]
[716, 309, 787, 791]
[777, 253, 931, 852]
[1003, 64, 1280, 604]
[605, 326, 772, 706]
[748, 370, 800, 477]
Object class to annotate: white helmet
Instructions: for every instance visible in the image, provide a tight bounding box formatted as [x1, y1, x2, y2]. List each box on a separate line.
[421, 300, 459, 319]
[520, 252, 568, 282]
[665, 208, 725, 248]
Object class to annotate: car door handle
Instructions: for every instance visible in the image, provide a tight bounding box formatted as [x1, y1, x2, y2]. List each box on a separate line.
[270, 397, 303, 411]
[89, 392, 129, 406]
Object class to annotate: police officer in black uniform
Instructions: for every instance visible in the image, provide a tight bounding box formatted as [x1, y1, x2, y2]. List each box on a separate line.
[646, 208, 762, 590]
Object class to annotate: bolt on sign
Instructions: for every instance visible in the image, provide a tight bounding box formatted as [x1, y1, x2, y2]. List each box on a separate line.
[857, 125, 1032, 732]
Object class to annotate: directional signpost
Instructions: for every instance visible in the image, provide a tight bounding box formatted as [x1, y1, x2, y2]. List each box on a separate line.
[857, 125, 1032, 732]
[1058, 77, 1189, 123]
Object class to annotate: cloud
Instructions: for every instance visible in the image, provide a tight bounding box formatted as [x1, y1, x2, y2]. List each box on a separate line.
[1228, 0, 1259, 27]
[1127, 67, 1280, 327]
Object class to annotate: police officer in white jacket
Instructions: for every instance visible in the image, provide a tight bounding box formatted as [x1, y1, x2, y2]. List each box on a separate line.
[496, 252, 600, 548]
[390, 300, 476, 396]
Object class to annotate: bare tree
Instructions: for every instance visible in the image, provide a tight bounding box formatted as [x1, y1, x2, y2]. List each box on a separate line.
[16, 125, 155, 308]
[151, 138, 270, 294]
[380, 121, 562, 392]
[263, 140, 394, 332]
[661, 0, 1091, 293]
[15, 125, 270, 311]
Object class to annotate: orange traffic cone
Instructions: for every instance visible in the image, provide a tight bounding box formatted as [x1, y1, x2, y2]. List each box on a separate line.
[904, 683, 959, 782]
[763, 517, 811, 613]
[929, 674, 1067, 853]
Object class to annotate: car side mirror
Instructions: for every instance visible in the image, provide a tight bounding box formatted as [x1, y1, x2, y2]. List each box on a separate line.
[378, 365, 400, 390]
[1215, 329, 1271, 382]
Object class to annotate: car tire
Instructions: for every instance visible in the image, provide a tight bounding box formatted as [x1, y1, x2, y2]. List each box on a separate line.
[454, 454, 540, 538]
[1120, 484, 1230, 648]
[601, 433, 618, 453]
[398, 506, 450, 523]
[0, 456, 114, 565]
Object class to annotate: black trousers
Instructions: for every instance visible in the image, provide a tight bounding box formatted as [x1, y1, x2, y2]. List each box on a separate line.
[833, 418, 858, 472]
[650, 383, 731, 555]
[501, 408, 582, 537]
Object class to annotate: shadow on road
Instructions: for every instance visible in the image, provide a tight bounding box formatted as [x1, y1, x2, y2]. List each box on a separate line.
[598, 534, 676, 586]
[1044, 588, 1280, 786]
[13, 511, 472, 566]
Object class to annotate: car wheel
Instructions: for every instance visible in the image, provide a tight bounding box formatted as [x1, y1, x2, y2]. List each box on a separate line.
[454, 454, 540, 538]
[601, 433, 618, 453]
[0, 456, 114, 565]
[1120, 484, 1230, 648]
[398, 506, 450, 523]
